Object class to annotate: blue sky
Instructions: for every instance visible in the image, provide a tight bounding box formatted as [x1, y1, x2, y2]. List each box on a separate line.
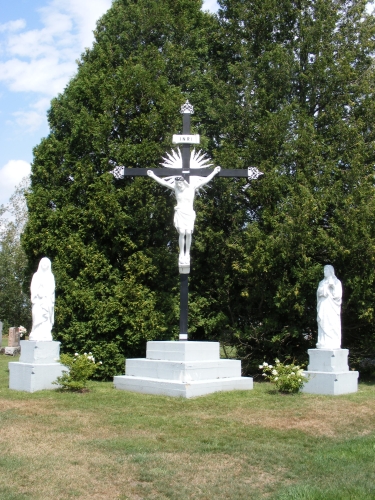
[0, 0, 219, 208]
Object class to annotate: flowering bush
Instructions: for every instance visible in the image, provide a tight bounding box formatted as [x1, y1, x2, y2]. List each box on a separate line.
[19, 326, 27, 338]
[53, 352, 102, 391]
[259, 359, 307, 393]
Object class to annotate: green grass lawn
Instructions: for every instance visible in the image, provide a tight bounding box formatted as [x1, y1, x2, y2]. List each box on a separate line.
[0, 353, 374, 500]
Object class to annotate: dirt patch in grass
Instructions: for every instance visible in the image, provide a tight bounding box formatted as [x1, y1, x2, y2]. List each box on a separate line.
[130, 451, 283, 499]
[230, 397, 375, 437]
[0, 401, 143, 499]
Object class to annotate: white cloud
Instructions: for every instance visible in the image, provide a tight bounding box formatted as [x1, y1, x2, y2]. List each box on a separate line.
[13, 111, 45, 132]
[202, 0, 219, 12]
[0, 160, 31, 206]
[0, 19, 26, 33]
[0, 0, 112, 132]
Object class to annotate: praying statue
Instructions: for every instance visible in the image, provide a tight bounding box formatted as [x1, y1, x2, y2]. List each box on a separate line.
[29, 257, 55, 342]
[316, 264, 342, 349]
[147, 166, 221, 266]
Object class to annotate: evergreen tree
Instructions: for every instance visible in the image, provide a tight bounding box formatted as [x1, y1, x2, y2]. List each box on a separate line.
[201, 0, 375, 368]
[22, 0, 219, 377]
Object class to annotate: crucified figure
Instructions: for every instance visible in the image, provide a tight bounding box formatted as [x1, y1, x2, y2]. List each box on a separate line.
[147, 167, 221, 266]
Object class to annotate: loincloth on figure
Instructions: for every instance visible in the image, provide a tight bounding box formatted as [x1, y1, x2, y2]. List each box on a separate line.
[174, 207, 196, 232]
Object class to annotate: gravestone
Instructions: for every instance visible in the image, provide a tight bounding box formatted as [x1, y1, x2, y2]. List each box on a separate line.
[0, 321, 3, 348]
[5, 327, 21, 355]
[113, 101, 257, 398]
[8, 327, 20, 347]
[302, 265, 358, 395]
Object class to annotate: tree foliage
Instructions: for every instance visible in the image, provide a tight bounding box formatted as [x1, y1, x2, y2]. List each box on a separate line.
[205, 0, 375, 368]
[23, 0, 219, 376]
[23, 0, 375, 376]
[0, 178, 31, 332]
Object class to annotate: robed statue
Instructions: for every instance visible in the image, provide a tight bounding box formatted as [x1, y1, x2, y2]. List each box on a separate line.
[29, 257, 55, 341]
[316, 265, 342, 349]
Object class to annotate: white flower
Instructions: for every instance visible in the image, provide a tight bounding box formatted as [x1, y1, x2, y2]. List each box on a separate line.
[272, 369, 278, 375]
[263, 362, 268, 367]
[84, 353, 87, 356]
[275, 358, 280, 363]
[262, 373, 267, 377]
[269, 365, 273, 369]
[89, 352, 92, 355]
[99, 361, 102, 365]
[298, 379, 301, 382]
[274, 377, 278, 381]
[291, 372, 295, 376]
[259, 365, 264, 369]
[75, 353, 79, 356]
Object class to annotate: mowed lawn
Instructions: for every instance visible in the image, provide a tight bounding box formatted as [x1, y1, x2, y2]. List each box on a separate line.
[0, 351, 374, 500]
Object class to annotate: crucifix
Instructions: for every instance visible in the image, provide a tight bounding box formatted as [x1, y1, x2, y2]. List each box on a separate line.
[110, 100, 262, 341]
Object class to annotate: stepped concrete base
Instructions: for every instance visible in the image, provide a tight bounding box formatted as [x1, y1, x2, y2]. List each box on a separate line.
[114, 341, 253, 398]
[302, 348, 358, 396]
[9, 340, 67, 392]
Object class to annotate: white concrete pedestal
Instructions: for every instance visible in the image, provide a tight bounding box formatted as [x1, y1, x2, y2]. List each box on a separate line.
[9, 341, 67, 392]
[114, 341, 253, 398]
[302, 348, 358, 395]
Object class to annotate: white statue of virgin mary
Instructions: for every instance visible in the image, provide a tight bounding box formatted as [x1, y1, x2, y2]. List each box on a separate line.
[29, 257, 55, 341]
[316, 265, 342, 349]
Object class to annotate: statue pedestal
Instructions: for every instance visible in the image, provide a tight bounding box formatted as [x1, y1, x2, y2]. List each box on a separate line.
[302, 348, 358, 395]
[9, 341, 66, 393]
[114, 341, 253, 398]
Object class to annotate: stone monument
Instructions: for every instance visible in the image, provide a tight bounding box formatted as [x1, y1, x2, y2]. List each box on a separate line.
[5, 327, 21, 356]
[8, 327, 20, 346]
[302, 265, 358, 395]
[0, 321, 3, 352]
[112, 101, 261, 398]
[9, 257, 66, 392]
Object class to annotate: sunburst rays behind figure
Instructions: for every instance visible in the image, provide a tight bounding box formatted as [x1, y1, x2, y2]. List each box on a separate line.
[160, 148, 213, 170]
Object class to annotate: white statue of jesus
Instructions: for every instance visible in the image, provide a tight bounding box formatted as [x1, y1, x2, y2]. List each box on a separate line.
[316, 265, 342, 349]
[147, 167, 221, 266]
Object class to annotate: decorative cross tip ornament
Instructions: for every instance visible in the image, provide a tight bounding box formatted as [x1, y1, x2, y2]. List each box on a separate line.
[180, 100, 194, 114]
[247, 166, 263, 180]
[109, 165, 125, 180]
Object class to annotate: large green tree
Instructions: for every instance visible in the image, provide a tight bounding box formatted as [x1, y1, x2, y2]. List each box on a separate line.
[199, 0, 375, 368]
[22, 0, 219, 377]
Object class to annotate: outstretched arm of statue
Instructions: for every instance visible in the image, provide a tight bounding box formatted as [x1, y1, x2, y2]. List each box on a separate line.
[147, 170, 174, 190]
[194, 166, 221, 189]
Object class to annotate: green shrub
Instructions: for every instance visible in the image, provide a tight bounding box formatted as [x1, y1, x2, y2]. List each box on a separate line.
[260, 359, 307, 393]
[54, 352, 101, 391]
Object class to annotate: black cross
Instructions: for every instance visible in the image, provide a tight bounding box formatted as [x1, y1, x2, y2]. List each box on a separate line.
[110, 100, 262, 341]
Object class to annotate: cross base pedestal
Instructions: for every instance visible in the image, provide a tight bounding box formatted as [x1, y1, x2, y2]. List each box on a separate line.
[114, 341, 253, 398]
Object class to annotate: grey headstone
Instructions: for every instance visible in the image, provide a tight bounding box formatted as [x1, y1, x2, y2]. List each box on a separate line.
[0, 321, 3, 348]
[8, 327, 20, 347]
